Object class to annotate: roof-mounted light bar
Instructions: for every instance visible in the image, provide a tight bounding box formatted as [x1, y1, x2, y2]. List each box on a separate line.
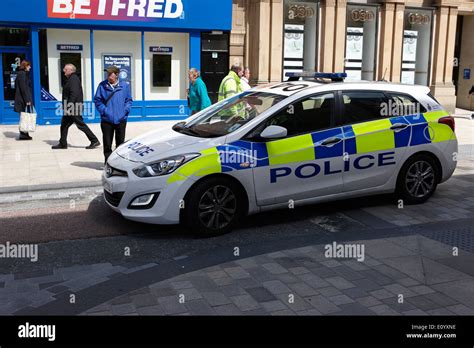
[285, 72, 347, 82]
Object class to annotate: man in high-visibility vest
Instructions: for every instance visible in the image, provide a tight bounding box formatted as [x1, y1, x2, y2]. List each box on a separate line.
[218, 64, 244, 102]
[218, 64, 246, 118]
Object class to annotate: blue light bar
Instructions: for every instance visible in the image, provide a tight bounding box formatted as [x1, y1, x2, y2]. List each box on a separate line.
[285, 72, 347, 80]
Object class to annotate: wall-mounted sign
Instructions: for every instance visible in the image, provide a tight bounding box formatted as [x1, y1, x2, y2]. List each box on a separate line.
[288, 5, 315, 20]
[57, 44, 83, 51]
[48, 0, 184, 20]
[408, 13, 431, 25]
[103, 54, 132, 86]
[351, 9, 375, 22]
[150, 46, 173, 53]
[464, 69, 471, 80]
[2, 0, 232, 31]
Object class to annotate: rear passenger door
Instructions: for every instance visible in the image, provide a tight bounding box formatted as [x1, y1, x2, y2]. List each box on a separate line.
[339, 91, 410, 192]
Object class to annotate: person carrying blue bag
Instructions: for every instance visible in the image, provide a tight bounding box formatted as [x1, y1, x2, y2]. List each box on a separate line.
[94, 65, 133, 164]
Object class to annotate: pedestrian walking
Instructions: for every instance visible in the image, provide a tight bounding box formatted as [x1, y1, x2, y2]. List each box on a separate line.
[14, 60, 33, 140]
[94, 65, 133, 164]
[188, 68, 211, 115]
[240, 67, 251, 91]
[52, 64, 100, 150]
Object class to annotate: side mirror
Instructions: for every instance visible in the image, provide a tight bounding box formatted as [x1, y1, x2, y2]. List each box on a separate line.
[172, 121, 186, 131]
[260, 125, 287, 139]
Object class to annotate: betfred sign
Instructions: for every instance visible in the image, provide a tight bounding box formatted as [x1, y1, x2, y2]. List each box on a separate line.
[47, 0, 184, 21]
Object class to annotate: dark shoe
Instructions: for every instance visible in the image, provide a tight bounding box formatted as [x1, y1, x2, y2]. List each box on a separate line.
[52, 144, 68, 149]
[19, 135, 33, 141]
[86, 141, 101, 150]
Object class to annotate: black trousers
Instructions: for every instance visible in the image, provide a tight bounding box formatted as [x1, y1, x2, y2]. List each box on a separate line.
[101, 121, 127, 163]
[59, 115, 99, 147]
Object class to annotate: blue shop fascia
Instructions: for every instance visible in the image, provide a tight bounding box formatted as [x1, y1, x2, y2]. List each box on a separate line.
[0, 0, 232, 125]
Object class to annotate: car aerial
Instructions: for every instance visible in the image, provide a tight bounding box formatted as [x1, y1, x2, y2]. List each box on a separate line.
[102, 72, 458, 236]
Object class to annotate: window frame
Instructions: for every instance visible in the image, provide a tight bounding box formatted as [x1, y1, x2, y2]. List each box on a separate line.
[244, 91, 338, 142]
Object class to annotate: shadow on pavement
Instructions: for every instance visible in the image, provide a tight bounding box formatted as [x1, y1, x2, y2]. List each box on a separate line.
[72, 161, 104, 171]
[43, 139, 84, 149]
[3, 131, 19, 140]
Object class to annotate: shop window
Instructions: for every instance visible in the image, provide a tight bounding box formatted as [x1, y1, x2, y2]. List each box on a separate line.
[0, 28, 30, 46]
[283, 0, 319, 79]
[152, 54, 172, 87]
[402, 9, 433, 86]
[345, 5, 378, 82]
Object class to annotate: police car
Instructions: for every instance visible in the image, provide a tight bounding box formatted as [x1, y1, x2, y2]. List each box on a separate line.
[102, 72, 457, 236]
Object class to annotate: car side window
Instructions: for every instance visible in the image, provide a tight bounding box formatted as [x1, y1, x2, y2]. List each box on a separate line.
[341, 91, 388, 125]
[386, 92, 427, 115]
[262, 93, 335, 138]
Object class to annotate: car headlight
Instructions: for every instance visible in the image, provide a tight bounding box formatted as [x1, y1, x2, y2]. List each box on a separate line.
[132, 154, 200, 178]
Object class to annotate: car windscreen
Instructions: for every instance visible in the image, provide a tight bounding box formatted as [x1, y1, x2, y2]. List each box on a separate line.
[175, 92, 287, 138]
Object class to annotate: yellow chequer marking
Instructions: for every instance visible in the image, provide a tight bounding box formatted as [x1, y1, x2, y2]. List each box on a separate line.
[423, 110, 449, 122]
[167, 148, 222, 184]
[267, 134, 315, 166]
[352, 119, 395, 154]
[423, 111, 456, 143]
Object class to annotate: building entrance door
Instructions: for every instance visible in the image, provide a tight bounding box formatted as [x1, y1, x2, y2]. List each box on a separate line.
[201, 32, 229, 104]
[0, 49, 30, 124]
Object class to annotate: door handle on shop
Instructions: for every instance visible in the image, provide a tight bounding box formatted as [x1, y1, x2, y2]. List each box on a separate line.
[390, 123, 409, 132]
[321, 138, 342, 147]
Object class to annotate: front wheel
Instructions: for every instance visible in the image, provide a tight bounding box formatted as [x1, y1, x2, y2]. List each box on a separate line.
[183, 177, 246, 237]
[396, 154, 439, 204]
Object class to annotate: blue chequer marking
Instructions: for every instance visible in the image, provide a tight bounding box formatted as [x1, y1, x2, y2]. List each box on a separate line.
[312, 128, 344, 159]
[405, 114, 431, 146]
[217, 140, 269, 172]
[390, 116, 411, 148]
[343, 126, 357, 155]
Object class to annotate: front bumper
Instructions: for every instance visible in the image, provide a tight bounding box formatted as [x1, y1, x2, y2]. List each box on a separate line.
[101, 155, 195, 225]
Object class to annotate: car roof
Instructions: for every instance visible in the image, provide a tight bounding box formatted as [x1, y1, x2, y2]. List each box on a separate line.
[253, 80, 431, 98]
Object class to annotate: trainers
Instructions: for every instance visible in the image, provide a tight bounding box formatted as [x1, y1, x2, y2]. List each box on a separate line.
[86, 141, 101, 150]
[52, 144, 68, 149]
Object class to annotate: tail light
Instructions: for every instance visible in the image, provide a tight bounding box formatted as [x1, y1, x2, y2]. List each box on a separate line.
[438, 116, 455, 132]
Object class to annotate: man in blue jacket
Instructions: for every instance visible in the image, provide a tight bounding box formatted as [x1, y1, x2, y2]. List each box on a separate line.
[94, 66, 133, 163]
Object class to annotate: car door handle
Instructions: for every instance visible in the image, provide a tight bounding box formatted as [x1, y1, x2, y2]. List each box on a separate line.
[321, 138, 343, 147]
[390, 123, 409, 132]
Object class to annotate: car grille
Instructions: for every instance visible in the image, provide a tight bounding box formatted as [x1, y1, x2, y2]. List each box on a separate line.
[105, 164, 128, 178]
[104, 191, 125, 207]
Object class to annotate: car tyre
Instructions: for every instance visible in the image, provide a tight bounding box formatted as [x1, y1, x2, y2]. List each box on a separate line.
[396, 154, 439, 205]
[183, 177, 246, 237]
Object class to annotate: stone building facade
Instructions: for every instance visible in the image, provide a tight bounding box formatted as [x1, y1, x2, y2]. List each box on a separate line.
[229, 0, 474, 112]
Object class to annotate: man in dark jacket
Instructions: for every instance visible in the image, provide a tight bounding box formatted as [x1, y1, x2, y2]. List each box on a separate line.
[94, 65, 133, 163]
[52, 64, 100, 150]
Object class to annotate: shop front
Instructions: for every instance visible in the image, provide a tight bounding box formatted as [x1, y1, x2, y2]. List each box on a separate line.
[0, 0, 232, 125]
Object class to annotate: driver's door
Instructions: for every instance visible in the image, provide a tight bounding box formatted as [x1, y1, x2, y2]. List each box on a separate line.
[250, 92, 344, 205]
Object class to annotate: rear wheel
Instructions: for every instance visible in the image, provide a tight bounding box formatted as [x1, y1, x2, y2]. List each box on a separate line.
[396, 154, 439, 204]
[183, 177, 246, 237]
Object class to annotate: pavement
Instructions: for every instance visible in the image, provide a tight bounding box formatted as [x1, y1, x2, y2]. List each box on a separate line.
[0, 108, 473, 316]
[0, 120, 177, 193]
